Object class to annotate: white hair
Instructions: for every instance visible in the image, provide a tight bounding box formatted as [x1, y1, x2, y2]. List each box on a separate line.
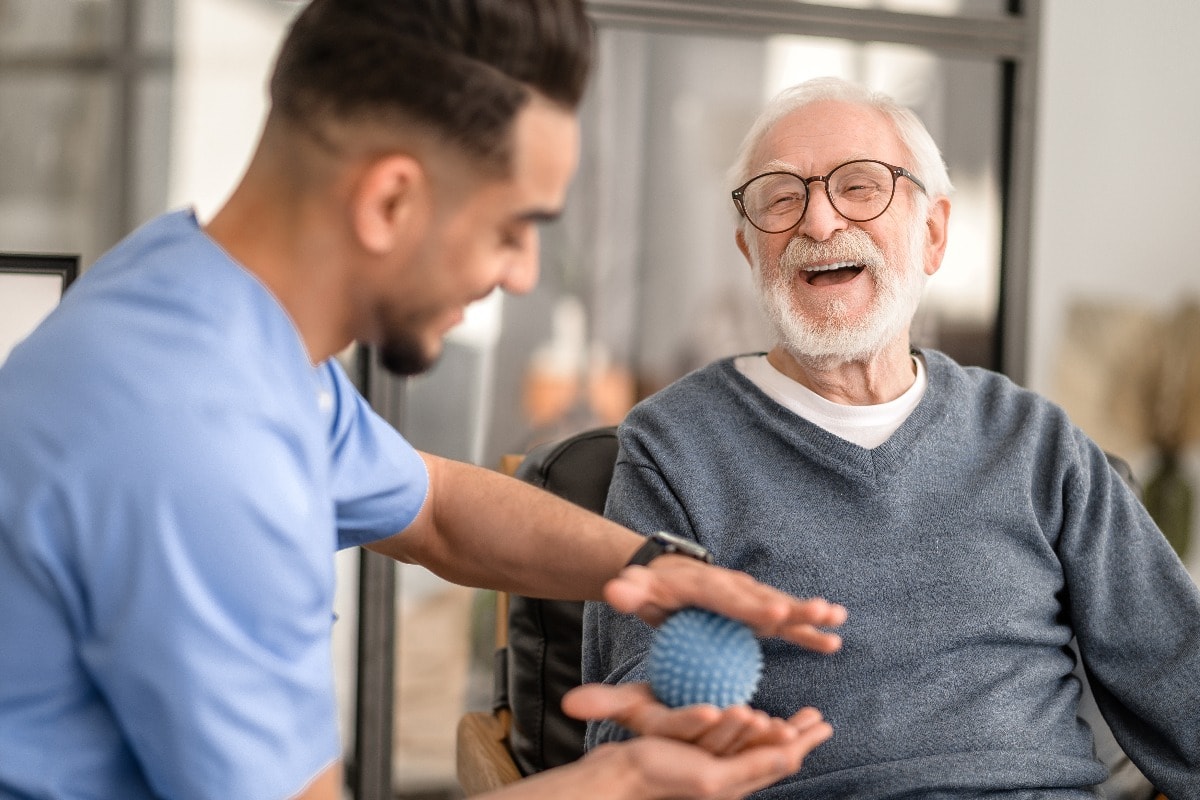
[729, 77, 953, 231]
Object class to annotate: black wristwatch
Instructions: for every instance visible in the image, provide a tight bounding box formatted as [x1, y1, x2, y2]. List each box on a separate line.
[626, 530, 714, 567]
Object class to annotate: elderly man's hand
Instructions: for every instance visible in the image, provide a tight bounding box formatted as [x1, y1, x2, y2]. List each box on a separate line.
[561, 683, 832, 799]
[564, 683, 827, 756]
[603, 555, 847, 653]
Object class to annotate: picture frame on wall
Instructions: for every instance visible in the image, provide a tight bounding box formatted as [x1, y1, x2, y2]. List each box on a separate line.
[0, 253, 79, 367]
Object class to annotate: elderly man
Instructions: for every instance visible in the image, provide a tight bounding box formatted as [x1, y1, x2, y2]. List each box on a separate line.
[0, 3, 849, 798]
[583, 77, 1200, 798]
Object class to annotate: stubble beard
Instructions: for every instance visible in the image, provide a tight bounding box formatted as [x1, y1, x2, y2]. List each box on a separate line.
[379, 334, 435, 377]
[376, 306, 441, 377]
[751, 222, 928, 369]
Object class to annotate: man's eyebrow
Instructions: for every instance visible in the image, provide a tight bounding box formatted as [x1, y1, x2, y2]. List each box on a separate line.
[761, 158, 798, 173]
[758, 153, 877, 175]
[519, 208, 563, 225]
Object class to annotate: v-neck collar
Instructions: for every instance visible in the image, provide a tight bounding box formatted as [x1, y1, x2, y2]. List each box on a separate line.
[715, 349, 954, 485]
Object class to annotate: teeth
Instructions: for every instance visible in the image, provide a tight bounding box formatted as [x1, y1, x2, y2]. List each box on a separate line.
[805, 260, 858, 272]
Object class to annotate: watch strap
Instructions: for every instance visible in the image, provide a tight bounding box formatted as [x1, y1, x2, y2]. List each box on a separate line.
[626, 531, 714, 567]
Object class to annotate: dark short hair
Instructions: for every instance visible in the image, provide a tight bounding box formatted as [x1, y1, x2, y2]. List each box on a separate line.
[269, 0, 593, 172]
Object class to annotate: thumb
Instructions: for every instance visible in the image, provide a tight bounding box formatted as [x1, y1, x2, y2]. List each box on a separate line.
[603, 566, 673, 624]
[561, 683, 655, 722]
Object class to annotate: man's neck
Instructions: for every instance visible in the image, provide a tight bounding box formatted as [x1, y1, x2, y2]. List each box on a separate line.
[766, 339, 917, 406]
[202, 162, 358, 367]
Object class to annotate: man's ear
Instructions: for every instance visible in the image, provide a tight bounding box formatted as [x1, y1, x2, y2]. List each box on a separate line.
[923, 196, 951, 277]
[351, 154, 427, 255]
[735, 226, 753, 266]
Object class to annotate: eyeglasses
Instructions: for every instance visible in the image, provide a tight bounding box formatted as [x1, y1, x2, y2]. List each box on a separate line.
[731, 159, 927, 234]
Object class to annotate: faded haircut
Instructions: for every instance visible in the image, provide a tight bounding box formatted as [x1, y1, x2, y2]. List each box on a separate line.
[269, 0, 593, 173]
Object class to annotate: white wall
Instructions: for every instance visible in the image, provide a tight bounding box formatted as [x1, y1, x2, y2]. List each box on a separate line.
[1030, 0, 1200, 395]
[1031, 0, 1200, 575]
[169, 0, 300, 221]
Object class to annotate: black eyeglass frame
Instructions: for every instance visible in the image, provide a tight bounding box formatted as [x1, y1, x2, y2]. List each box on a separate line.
[731, 159, 927, 234]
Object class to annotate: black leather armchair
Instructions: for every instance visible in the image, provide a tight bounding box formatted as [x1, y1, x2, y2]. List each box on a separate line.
[456, 427, 615, 794]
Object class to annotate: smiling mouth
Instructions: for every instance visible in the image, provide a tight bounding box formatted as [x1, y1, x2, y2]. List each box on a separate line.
[803, 260, 865, 287]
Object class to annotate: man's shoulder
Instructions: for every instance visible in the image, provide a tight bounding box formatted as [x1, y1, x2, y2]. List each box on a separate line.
[919, 347, 1075, 438]
[922, 348, 1043, 404]
[617, 357, 765, 461]
[1, 208, 323, 500]
[38, 209, 312, 412]
[80, 209, 209, 285]
[632, 356, 747, 414]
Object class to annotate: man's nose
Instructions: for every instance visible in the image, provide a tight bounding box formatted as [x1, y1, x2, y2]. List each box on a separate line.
[797, 182, 848, 242]
[501, 229, 540, 296]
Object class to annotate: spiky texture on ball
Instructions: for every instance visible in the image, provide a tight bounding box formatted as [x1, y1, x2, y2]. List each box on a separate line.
[648, 607, 763, 708]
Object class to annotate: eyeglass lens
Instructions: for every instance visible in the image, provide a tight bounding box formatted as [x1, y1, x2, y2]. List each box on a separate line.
[739, 160, 898, 232]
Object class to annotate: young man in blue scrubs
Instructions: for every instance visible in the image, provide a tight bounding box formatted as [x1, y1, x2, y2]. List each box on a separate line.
[0, 2, 847, 798]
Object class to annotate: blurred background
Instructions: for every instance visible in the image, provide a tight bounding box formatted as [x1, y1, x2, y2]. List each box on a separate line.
[2, 1, 1197, 797]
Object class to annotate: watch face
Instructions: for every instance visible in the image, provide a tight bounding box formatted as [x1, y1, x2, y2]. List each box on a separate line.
[655, 532, 713, 564]
[628, 532, 713, 567]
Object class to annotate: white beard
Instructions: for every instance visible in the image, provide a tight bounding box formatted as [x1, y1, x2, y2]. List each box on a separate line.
[751, 222, 928, 368]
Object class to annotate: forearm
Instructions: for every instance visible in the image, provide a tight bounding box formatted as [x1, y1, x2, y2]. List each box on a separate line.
[371, 455, 846, 649]
[291, 763, 341, 800]
[479, 749, 638, 800]
[367, 452, 643, 600]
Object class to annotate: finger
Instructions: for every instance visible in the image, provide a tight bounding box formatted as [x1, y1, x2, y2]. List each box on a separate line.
[776, 625, 844, 654]
[562, 683, 724, 738]
[711, 707, 825, 755]
[601, 566, 674, 624]
[692, 706, 756, 755]
[785, 706, 826, 731]
[642, 704, 731, 743]
[603, 560, 847, 648]
[767, 598, 848, 645]
[727, 715, 798, 754]
[660, 706, 727, 741]
[561, 682, 655, 722]
[694, 724, 834, 800]
[694, 707, 779, 756]
[686, 574, 846, 639]
[715, 724, 830, 796]
[788, 716, 835, 756]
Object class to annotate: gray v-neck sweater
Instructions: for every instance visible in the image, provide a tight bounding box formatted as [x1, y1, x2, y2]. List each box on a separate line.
[582, 349, 1200, 799]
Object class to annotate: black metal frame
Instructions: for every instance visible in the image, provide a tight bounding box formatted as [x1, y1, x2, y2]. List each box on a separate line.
[0, 252, 80, 365]
[0, 252, 80, 290]
[352, 346, 407, 800]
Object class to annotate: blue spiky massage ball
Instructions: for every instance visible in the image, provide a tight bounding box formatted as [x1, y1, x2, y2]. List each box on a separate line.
[648, 607, 764, 708]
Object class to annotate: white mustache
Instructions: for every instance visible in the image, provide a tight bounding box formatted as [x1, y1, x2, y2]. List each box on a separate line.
[779, 229, 885, 275]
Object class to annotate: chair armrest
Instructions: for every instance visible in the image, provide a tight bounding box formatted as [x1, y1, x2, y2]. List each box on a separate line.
[456, 709, 523, 796]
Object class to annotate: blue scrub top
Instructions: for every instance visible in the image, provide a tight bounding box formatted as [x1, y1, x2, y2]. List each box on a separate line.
[0, 210, 428, 799]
